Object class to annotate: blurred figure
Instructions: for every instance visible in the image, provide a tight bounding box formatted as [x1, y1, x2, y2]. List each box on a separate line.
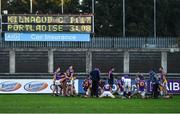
[117, 78, 124, 97]
[82, 76, 92, 97]
[90, 68, 100, 97]
[159, 66, 168, 96]
[108, 67, 115, 90]
[137, 75, 146, 98]
[52, 67, 61, 96]
[66, 65, 75, 96]
[99, 83, 115, 98]
[149, 70, 159, 98]
[53, 67, 66, 96]
[122, 74, 132, 98]
[99, 79, 106, 95]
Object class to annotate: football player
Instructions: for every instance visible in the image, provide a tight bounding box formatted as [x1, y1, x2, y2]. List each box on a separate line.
[82, 77, 92, 97]
[99, 83, 115, 98]
[122, 75, 132, 98]
[137, 75, 146, 98]
[117, 79, 124, 97]
[159, 66, 168, 96]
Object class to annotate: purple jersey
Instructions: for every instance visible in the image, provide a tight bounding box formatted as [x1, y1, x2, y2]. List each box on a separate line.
[104, 84, 111, 91]
[117, 80, 124, 92]
[55, 74, 61, 80]
[138, 80, 146, 91]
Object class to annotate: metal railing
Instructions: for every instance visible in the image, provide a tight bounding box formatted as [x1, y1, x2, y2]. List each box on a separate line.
[0, 73, 180, 79]
[0, 37, 178, 48]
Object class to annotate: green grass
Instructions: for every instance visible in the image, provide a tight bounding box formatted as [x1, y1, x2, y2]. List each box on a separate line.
[0, 95, 180, 113]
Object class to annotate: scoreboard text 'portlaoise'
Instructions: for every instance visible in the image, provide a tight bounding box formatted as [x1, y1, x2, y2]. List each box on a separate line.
[2, 14, 93, 33]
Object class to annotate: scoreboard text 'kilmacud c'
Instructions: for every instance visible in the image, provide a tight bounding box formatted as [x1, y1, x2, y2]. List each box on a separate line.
[2, 14, 94, 33]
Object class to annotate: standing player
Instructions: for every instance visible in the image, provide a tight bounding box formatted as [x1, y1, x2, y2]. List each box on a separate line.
[99, 83, 115, 98]
[159, 66, 168, 96]
[108, 67, 115, 90]
[66, 65, 75, 96]
[137, 75, 146, 98]
[52, 67, 61, 96]
[53, 67, 67, 96]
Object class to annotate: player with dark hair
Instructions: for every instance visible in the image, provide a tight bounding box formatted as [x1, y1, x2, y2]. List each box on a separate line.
[117, 78, 124, 97]
[90, 68, 100, 97]
[137, 75, 146, 98]
[159, 66, 168, 96]
[53, 67, 67, 96]
[99, 79, 106, 95]
[99, 83, 115, 98]
[108, 67, 115, 89]
[52, 67, 61, 96]
[82, 77, 92, 97]
[149, 70, 159, 98]
[66, 65, 75, 96]
[122, 74, 132, 98]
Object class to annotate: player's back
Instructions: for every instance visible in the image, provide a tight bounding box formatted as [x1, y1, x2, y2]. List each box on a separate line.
[138, 80, 146, 91]
[104, 84, 111, 91]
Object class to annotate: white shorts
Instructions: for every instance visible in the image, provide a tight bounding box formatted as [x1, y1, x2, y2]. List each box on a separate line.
[138, 91, 145, 97]
[124, 79, 131, 92]
[55, 80, 61, 85]
[100, 91, 115, 98]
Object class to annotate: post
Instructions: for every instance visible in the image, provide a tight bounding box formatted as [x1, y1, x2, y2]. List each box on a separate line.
[161, 51, 167, 72]
[9, 50, 15, 74]
[92, 0, 95, 33]
[124, 51, 129, 73]
[0, 0, 1, 41]
[86, 51, 92, 73]
[154, 0, 156, 38]
[123, 0, 125, 37]
[48, 49, 54, 73]
[61, 0, 64, 14]
[0, 0, 1, 14]
[30, 0, 32, 13]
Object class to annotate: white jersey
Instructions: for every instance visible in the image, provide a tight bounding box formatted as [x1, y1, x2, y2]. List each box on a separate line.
[122, 76, 131, 93]
[124, 78, 131, 87]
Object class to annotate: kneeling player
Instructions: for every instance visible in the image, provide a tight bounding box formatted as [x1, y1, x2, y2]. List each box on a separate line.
[137, 76, 146, 98]
[122, 75, 132, 98]
[117, 79, 124, 97]
[99, 84, 115, 98]
[82, 78, 91, 97]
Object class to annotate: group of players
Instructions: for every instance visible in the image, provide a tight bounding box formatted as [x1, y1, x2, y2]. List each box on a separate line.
[53, 65, 169, 99]
[82, 71, 147, 99]
[52, 65, 76, 96]
[82, 66, 169, 99]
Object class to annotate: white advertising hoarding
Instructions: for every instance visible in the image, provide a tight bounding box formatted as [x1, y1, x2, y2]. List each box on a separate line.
[0, 79, 79, 94]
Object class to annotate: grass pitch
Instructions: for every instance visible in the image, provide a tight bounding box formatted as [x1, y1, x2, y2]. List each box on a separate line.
[0, 94, 180, 113]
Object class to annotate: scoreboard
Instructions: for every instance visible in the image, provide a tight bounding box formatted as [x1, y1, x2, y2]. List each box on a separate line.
[2, 14, 93, 33]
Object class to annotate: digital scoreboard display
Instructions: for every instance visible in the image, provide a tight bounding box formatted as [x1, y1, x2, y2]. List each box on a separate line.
[2, 15, 93, 33]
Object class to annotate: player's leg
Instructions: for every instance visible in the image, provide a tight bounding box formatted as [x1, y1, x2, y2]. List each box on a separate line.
[107, 91, 115, 98]
[141, 91, 146, 99]
[99, 91, 106, 98]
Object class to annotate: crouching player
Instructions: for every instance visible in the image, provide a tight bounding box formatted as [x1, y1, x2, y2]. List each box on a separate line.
[122, 75, 132, 98]
[99, 83, 115, 98]
[82, 78, 91, 97]
[137, 76, 146, 98]
[117, 79, 124, 97]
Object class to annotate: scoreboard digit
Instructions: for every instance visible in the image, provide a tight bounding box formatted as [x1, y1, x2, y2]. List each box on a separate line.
[2, 14, 93, 33]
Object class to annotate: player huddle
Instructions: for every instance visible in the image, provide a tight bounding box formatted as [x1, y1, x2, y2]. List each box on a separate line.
[82, 73, 147, 99]
[52, 65, 76, 96]
[82, 66, 169, 99]
[53, 66, 169, 99]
